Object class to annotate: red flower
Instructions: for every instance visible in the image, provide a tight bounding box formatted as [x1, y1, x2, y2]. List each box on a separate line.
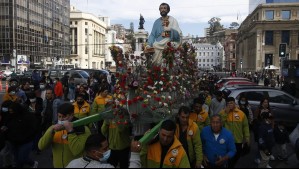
[142, 104, 147, 108]
[154, 97, 161, 102]
[120, 100, 127, 105]
[167, 42, 172, 47]
[132, 97, 138, 103]
[128, 100, 133, 106]
[137, 96, 144, 101]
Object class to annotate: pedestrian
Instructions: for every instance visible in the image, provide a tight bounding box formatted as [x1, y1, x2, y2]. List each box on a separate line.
[24, 92, 43, 154]
[175, 106, 203, 168]
[101, 108, 131, 168]
[38, 103, 91, 168]
[68, 77, 75, 102]
[91, 85, 113, 133]
[54, 78, 63, 99]
[200, 114, 236, 168]
[258, 111, 275, 168]
[0, 100, 15, 168]
[219, 97, 250, 168]
[66, 134, 142, 168]
[75, 85, 90, 102]
[189, 97, 210, 132]
[73, 94, 91, 119]
[252, 97, 275, 164]
[3, 102, 39, 168]
[3, 86, 18, 102]
[274, 121, 290, 161]
[140, 119, 190, 168]
[61, 72, 70, 101]
[209, 91, 226, 117]
[237, 94, 254, 126]
[41, 88, 62, 133]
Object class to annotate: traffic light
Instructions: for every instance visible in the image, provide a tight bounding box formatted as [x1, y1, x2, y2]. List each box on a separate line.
[279, 43, 287, 57]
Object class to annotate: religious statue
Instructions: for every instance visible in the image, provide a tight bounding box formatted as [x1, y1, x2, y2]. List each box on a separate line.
[145, 3, 182, 65]
[139, 14, 145, 29]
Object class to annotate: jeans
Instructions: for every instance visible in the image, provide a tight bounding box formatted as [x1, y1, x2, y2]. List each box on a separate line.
[12, 141, 34, 168]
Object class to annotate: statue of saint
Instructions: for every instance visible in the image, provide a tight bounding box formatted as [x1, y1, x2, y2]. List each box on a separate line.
[145, 3, 182, 65]
[139, 14, 145, 29]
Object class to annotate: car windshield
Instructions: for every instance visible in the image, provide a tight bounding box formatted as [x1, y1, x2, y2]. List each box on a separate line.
[79, 71, 89, 79]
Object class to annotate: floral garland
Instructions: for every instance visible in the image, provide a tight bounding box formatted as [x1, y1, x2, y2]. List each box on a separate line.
[108, 42, 200, 125]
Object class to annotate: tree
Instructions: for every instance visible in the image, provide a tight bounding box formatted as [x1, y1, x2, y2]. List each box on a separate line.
[208, 17, 224, 36]
[229, 22, 239, 29]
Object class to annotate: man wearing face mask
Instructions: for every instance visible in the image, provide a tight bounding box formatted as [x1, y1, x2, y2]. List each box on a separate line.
[38, 103, 91, 168]
[3, 86, 18, 102]
[0, 100, 15, 168]
[73, 94, 90, 119]
[66, 134, 142, 168]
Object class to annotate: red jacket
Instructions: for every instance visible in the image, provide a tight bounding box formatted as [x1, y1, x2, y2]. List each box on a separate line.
[54, 81, 64, 97]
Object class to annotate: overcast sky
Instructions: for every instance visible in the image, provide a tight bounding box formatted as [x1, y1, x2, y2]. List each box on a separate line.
[70, 0, 249, 37]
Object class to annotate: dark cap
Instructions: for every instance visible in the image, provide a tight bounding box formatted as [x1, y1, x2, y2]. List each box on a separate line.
[58, 103, 74, 116]
[226, 97, 235, 103]
[214, 91, 223, 97]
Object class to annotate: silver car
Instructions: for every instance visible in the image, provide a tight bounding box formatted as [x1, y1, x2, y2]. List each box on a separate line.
[220, 85, 299, 129]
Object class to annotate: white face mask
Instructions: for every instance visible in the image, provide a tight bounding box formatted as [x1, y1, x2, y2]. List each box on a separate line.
[2, 107, 8, 112]
[40, 85, 45, 89]
[240, 101, 246, 105]
[57, 120, 68, 125]
[99, 150, 111, 162]
[9, 91, 16, 95]
[53, 81, 57, 84]
[30, 98, 36, 103]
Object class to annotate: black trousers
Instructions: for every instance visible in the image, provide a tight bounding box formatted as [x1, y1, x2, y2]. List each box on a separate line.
[228, 143, 242, 168]
[108, 147, 130, 168]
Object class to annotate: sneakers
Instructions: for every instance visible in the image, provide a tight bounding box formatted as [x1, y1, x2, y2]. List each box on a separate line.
[266, 164, 272, 168]
[254, 158, 261, 164]
[32, 161, 38, 168]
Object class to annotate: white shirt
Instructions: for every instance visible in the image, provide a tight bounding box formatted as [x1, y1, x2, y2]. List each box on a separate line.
[66, 152, 141, 168]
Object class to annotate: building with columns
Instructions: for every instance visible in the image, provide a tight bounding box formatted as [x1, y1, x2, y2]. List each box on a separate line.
[237, 2, 299, 72]
[69, 6, 107, 69]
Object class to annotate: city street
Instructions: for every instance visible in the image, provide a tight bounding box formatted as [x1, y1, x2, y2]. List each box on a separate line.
[0, 80, 299, 168]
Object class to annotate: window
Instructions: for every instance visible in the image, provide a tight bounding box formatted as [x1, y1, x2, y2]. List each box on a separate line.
[267, 91, 293, 104]
[281, 10, 291, 20]
[265, 10, 274, 20]
[281, 30, 290, 45]
[265, 31, 274, 45]
[238, 91, 265, 102]
[85, 22, 88, 25]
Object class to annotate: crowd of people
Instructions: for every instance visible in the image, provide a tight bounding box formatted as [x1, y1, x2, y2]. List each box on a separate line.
[0, 67, 291, 168]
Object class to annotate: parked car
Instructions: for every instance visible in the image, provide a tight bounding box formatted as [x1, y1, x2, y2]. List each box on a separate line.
[219, 85, 299, 129]
[68, 70, 89, 85]
[215, 77, 250, 90]
[72, 68, 109, 77]
[222, 80, 257, 87]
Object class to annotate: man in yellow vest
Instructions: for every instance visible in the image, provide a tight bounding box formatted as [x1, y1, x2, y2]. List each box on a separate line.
[175, 106, 203, 168]
[141, 119, 190, 168]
